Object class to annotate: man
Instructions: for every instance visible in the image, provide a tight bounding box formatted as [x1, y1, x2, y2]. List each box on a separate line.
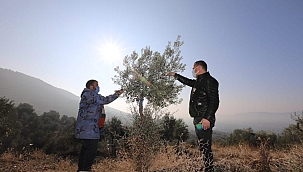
[75, 79, 123, 172]
[168, 60, 219, 172]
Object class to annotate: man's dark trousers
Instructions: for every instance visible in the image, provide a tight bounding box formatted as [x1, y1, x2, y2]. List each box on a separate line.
[194, 117, 214, 172]
[78, 139, 99, 171]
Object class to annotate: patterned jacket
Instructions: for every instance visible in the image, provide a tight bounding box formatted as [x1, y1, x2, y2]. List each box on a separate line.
[75, 88, 118, 139]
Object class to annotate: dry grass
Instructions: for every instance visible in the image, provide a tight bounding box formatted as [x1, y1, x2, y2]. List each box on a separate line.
[213, 143, 303, 172]
[0, 149, 77, 172]
[1, 143, 302, 172]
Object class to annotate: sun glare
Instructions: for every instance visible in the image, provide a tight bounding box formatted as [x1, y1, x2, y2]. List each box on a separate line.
[98, 39, 123, 64]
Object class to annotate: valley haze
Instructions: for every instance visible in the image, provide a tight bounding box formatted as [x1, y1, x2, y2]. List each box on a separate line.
[0, 68, 297, 134]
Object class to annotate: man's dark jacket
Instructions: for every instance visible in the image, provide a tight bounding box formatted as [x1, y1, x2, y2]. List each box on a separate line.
[174, 72, 219, 127]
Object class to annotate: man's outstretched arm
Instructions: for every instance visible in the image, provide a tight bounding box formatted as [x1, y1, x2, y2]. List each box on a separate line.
[168, 72, 196, 87]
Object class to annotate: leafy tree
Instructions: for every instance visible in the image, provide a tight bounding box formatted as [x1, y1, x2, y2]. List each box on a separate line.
[292, 111, 303, 132]
[40, 110, 60, 132]
[0, 97, 16, 137]
[58, 115, 77, 139]
[277, 111, 303, 146]
[225, 128, 256, 146]
[126, 106, 161, 171]
[160, 113, 176, 141]
[16, 103, 39, 139]
[17, 103, 37, 118]
[112, 36, 186, 171]
[160, 113, 189, 142]
[103, 117, 124, 148]
[174, 118, 189, 142]
[14, 103, 40, 152]
[113, 36, 186, 114]
[105, 116, 124, 138]
[102, 117, 126, 157]
[0, 97, 22, 154]
[36, 110, 79, 154]
[0, 100, 79, 155]
[224, 128, 279, 147]
[44, 114, 78, 155]
[60, 115, 75, 126]
[255, 130, 267, 139]
[22, 110, 60, 150]
[278, 124, 303, 145]
[255, 130, 277, 147]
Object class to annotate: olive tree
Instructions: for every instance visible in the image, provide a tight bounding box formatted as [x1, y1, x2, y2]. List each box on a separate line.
[111, 36, 186, 171]
[113, 35, 186, 115]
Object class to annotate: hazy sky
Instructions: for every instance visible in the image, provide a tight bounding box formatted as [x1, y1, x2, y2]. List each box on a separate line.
[1, 0, 302, 122]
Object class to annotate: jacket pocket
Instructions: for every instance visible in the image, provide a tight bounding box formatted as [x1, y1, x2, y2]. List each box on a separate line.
[196, 97, 207, 112]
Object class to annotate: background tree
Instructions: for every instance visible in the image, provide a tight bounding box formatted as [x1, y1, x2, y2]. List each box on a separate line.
[160, 113, 176, 142]
[103, 117, 125, 157]
[174, 118, 189, 142]
[0, 97, 22, 154]
[276, 111, 303, 146]
[43, 113, 78, 155]
[160, 113, 189, 143]
[255, 130, 277, 147]
[17, 103, 37, 118]
[225, 128, 256, 146]
[291, 111, 303, 132]
[14, 103, 40, 153]
[17, 106, 78, 155]
[104, 116, 125, 139]
[28, 110, 60, 150]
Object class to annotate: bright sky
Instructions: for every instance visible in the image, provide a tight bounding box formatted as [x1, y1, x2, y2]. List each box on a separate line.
[1, 0, 302, 122]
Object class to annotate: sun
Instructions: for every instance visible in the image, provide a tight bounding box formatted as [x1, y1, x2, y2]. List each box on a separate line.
[98, 38, 124, 64]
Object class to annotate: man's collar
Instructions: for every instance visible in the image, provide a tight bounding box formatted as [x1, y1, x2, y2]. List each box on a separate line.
[197, 71, 209, 79]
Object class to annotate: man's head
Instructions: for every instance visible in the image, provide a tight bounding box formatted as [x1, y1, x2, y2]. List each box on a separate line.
[86, 79, 98, 90]
[192, 60, 207, 77]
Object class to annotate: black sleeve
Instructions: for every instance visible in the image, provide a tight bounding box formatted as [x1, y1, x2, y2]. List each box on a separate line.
[204, 79, 219, 122]
[174, 73, 196, 87]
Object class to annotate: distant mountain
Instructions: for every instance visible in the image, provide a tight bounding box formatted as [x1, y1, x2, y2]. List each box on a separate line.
[180, 109, 299, 134]
[1, 68, 299, 134]
[0, 68, 127, 119]
[215, 112, 298, 134]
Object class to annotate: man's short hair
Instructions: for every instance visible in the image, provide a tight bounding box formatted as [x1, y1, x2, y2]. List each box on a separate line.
[195, 60, 207, 71]
[86, 79, 97, 89]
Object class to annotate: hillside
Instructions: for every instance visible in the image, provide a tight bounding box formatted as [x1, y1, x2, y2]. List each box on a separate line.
[215, 112, 297, 134]
[0, 68, 298, 134]
[0, 68, 126, 119]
